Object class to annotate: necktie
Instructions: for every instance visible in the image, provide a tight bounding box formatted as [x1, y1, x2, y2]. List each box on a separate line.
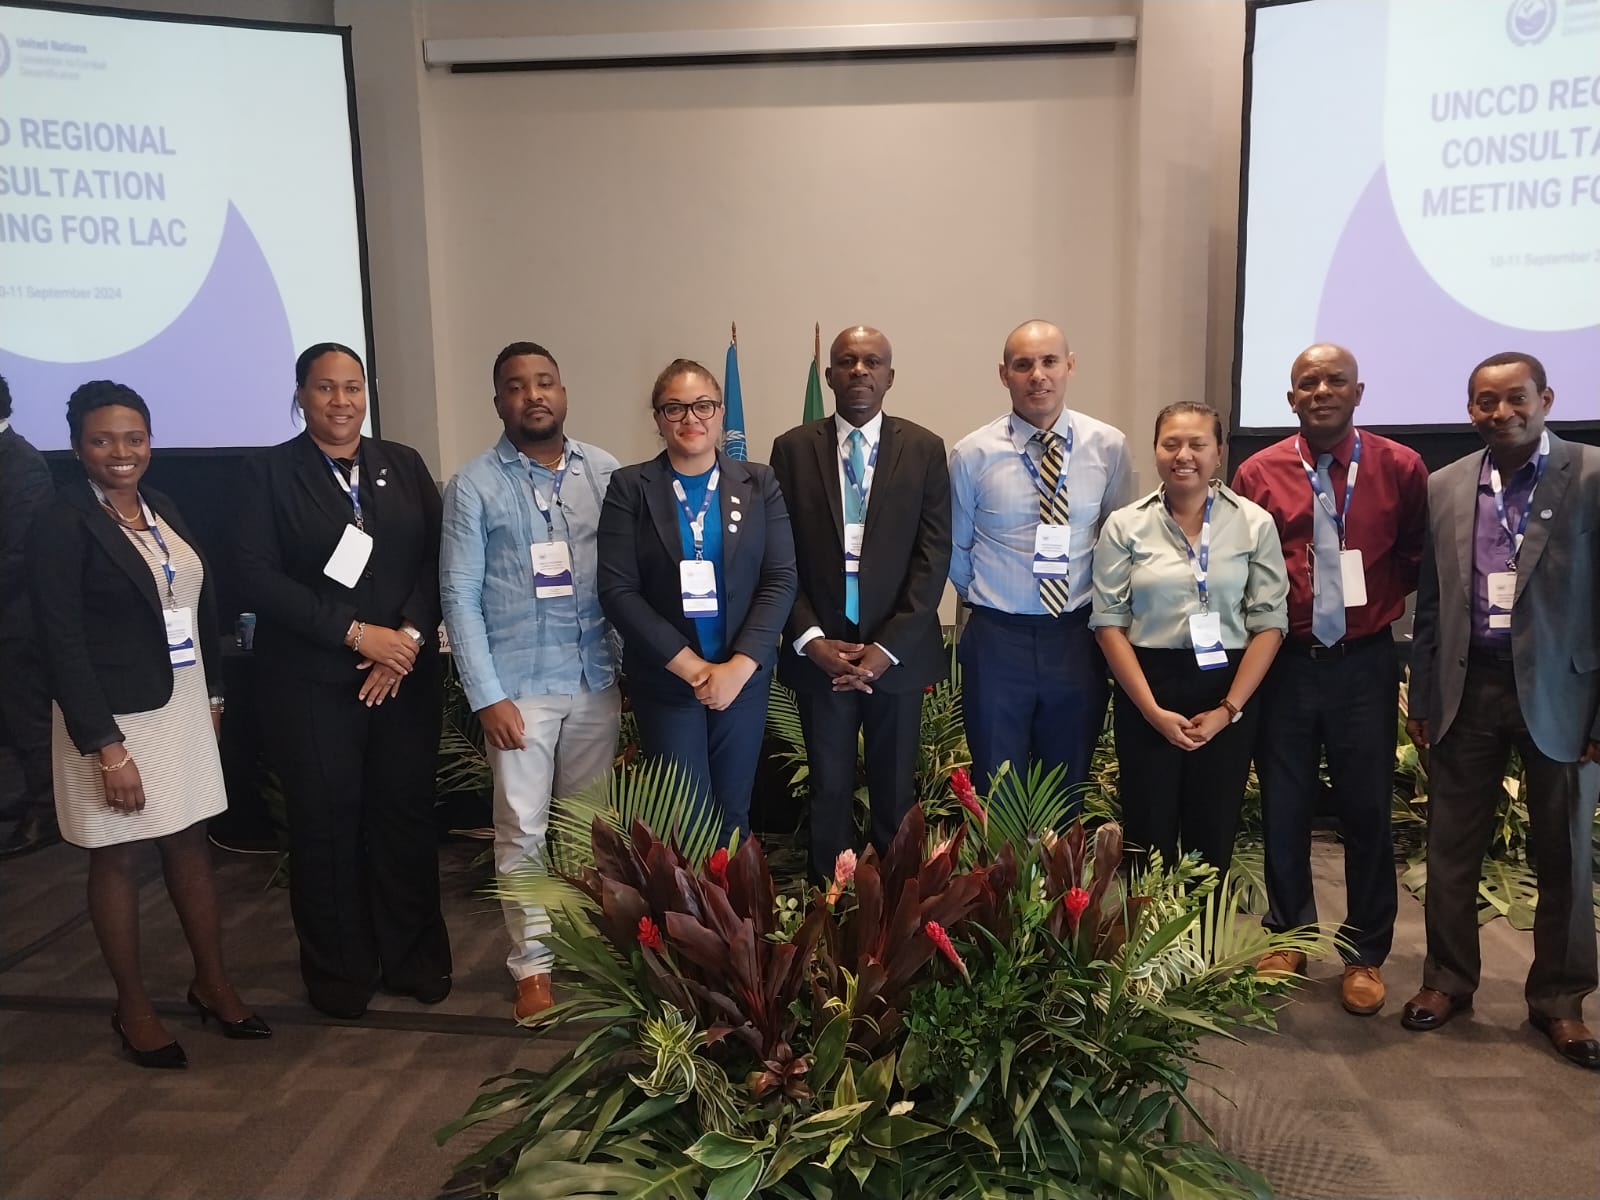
[844, 429, 866, 625]
[1311, 451, 1346, 646]
[1036, 431, 1071, 617]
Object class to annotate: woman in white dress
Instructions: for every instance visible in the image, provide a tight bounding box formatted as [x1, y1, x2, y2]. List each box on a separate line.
[29, 381, 270, 1068]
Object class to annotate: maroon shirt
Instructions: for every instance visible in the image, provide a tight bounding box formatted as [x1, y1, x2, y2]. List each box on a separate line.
[1232, 428, 1428, 643]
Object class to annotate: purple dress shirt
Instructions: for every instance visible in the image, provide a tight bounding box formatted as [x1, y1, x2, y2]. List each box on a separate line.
[1471, 451, 1539, 649]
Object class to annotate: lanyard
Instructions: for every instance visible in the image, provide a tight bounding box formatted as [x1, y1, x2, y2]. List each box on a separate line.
[92, 483, 176, 602]
[840, 436, 880, 513]
[1016, 421, 1073, 509]
[527, 457, 568, 542]
[1164, 487, 1215, 611]
[323, 454, 364, 531]
[671, 466, 721, 560]
[1295, 431, 1361, 547]
[1489, 431, 1549, 567]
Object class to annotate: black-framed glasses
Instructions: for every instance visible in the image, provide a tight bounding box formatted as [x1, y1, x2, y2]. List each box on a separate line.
[655, 399, 722, 422]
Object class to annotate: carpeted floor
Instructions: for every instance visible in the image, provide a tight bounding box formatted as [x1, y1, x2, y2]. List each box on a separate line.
[1, 831, 1596, 1200]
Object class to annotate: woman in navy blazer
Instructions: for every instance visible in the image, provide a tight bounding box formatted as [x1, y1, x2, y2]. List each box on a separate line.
[598, 359, 797, 838]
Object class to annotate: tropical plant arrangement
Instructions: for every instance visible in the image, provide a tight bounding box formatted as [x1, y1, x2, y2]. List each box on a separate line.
[438, 760, 1324, 1199]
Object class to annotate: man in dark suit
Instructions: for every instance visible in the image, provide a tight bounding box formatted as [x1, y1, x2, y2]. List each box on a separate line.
[770, 327, 951, 881]
[0, 373, 58, 858]
[1403, 351, 1600, 1071]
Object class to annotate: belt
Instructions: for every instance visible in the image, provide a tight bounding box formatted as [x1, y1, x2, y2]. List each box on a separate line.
[1282, 630, 1391, 661]
[1468, 645, 1515, 668]
[966, 604, 1090, 628]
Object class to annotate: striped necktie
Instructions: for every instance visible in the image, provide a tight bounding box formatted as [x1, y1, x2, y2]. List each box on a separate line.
[1036, 430, 1070, 617]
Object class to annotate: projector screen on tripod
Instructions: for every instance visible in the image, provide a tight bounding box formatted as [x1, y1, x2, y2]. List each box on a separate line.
[0, 4, 371, 451]
[1234, 0, 1599, 431]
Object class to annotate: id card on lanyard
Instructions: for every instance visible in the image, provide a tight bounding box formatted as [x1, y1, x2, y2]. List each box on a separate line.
[528, 459, 575, 599]
[1018, 422, 1072, 578]
[1168, 489, 1228, 670]
[1486, 431, 1549, 629]
[1296, 431, 1367, 607]
[321, 454, 375, 588]
[673, 468, 721, 617]
[841, 438, 878, 575]
[138, 498, 196, 668]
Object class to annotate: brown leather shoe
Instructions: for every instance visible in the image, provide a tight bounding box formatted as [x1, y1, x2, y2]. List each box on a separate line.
[1254, 950, 1307, 978]
[1529, 1013, 1600, 1070]
[1340, 965, 1385, 1015]
[514, 973, 553, 1022]
[1400, 987, 1472, 1031]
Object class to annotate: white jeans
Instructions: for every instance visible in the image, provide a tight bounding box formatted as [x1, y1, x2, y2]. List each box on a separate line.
[489, 687, 621, 980]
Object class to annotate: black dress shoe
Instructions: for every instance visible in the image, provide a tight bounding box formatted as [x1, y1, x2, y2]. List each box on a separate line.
[307, 989, 370, 1020]
[187, 988, 273, 1039]
[1529, 1013, 1600, 1070]
[0, 812, 61, 860]
[112, 1014, 187, 1069]
[383, 974, 452, 1005]
[1400, 987, 1473, 1031]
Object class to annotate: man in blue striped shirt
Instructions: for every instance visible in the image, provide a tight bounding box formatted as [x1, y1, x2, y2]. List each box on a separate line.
[440, 341, 621, 1021]
[949, 320, 1135, 810]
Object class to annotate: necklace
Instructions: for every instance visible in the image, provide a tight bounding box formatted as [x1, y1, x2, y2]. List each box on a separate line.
[100, 498, 142, 526]
[531, 452, 563, 470]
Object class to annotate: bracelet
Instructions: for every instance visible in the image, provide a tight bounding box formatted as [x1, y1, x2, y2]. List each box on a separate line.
[351, 620, 366, 654]
[209, 697, 225, 712]
[100, 752, 132, 773]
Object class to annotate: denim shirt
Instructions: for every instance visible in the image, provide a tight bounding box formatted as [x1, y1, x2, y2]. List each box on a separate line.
[440, 434, 620, 711]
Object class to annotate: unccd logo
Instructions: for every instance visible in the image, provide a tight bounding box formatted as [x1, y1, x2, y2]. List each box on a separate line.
[1507, 0, 1557, 45]
[0, 33, 12, 77]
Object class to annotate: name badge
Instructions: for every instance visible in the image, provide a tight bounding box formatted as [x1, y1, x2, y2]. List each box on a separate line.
[680, 559, 719, 617]
[1033, 523, 1070, 578]
[844, 522, 864, 575]
[164, 606, 197, 668]
[1339, 548, 1367, 608]
[531, 540, 575, 599]
[1487, 570, 1515, 629]
[1188, 611, 1228, 671]
[322, 524, 374, 589]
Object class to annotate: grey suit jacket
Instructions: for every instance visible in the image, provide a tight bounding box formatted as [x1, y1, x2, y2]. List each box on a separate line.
[1410, 433, 1600, 761]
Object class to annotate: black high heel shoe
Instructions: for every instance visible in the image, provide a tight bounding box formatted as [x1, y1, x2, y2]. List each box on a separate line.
[187, 988, 273, 1040]
[111, 1013, 187, 1069]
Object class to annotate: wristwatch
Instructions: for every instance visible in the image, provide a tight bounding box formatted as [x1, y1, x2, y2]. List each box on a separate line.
[401, 625, 425, 648]
[1218, 698, 1243, 724]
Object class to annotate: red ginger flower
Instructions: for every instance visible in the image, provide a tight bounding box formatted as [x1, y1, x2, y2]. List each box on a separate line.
[924, 684, 936, 694]
[833, 849, 857, 885]
[706, 847, 730, 887]
[1062, 886, 1091, 933]
[950, 768, 986, 826]
[924, 920, 969, 980]
[637, 916, 663, 951]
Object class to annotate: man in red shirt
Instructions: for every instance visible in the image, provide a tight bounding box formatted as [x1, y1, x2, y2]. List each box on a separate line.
[1233, 344, 1428, 1016]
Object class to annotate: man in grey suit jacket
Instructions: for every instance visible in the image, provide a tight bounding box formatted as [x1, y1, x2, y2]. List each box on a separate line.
[1402, 351, 1600, 1071]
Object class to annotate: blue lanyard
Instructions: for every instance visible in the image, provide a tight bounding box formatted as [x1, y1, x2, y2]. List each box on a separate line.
[1295, 432, 1361, 546]
[527, 456, 568, 542]
[138, 497, 177, 602]
[322, 454, 364, 531]
[671, 466, 721, 560]
[1489, 431, 1548, 566]
[840, 437, 880, 514]
[1016, 421, 1073, 508]
[1164, 487, 1215, 610]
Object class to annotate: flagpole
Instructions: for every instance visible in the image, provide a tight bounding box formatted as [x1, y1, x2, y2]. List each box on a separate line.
[814, 321, 820, 365]
[731, 320, 737, 348]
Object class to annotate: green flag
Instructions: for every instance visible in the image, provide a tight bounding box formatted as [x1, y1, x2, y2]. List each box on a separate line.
[804, 326, 825, 422]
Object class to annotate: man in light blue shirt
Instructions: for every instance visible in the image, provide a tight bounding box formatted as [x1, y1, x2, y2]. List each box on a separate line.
[949, 320, 1135, 809]
[440, 341, 620, 1021]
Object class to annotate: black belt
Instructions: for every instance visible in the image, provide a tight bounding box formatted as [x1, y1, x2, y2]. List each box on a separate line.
[1282, 630, 1391, 661]
[1468, 645, 1515, 668]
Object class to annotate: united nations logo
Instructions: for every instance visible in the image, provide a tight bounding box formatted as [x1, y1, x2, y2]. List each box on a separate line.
[0, 34, 12, 77]
[1506, 0, 1557, 45]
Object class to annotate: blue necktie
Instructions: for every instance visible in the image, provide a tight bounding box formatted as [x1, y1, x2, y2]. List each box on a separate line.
[844, 429, 865, 625]
[1311, 452, 1346, 646]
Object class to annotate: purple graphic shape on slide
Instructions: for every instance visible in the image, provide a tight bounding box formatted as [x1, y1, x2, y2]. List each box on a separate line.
[1316, 168, 1597, 427]
[1, 202, 297, 451]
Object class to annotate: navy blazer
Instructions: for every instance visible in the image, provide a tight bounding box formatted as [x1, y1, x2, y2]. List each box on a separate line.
[597, 450, 797, 700]
[28, 477, 223, 755]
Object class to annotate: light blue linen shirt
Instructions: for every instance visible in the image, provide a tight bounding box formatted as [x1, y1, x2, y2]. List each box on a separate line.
[949, 408, 1136, 614]
[440, 434, 620, 712]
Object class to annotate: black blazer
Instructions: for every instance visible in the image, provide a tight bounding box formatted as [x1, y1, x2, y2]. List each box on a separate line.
[0, 424, 54, 639]
[597, 450, 797, 700]
[234, 432, 442, 683]
[769, 415, 952, 693]
[28, 477, 223, 755]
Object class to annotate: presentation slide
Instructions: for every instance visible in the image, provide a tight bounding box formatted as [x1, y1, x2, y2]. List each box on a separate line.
[0, 5, 369, 451]
[1236, 0, 1599, 430]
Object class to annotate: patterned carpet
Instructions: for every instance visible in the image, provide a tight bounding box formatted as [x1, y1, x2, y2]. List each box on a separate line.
[1, 832, 1596, 1200]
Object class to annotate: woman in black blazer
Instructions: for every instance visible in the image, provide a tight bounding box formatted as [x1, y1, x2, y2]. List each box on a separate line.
[597, 359, 797, 838]
[234, 343, 450, 1020]
[30, 382, 269, 1068]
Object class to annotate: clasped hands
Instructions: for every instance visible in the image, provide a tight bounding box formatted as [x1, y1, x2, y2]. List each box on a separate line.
[666, 648, 758, 711]
[805, 639, 894, 694]
[349, 622, 420, 708]
[1142, 704, 1233, 751]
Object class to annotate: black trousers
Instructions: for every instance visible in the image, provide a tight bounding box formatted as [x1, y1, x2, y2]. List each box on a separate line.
[1113, 648, 1257, 876]
[1256, 635, 1399, 966]
[259, 661, 451, 1008]
[796, 685, 922, 882]
[0, 636, 52, 822]
[1422, 657, 1598, 1020]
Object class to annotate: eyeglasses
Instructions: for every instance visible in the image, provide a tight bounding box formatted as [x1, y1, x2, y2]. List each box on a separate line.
[655, 399, 722, 422]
